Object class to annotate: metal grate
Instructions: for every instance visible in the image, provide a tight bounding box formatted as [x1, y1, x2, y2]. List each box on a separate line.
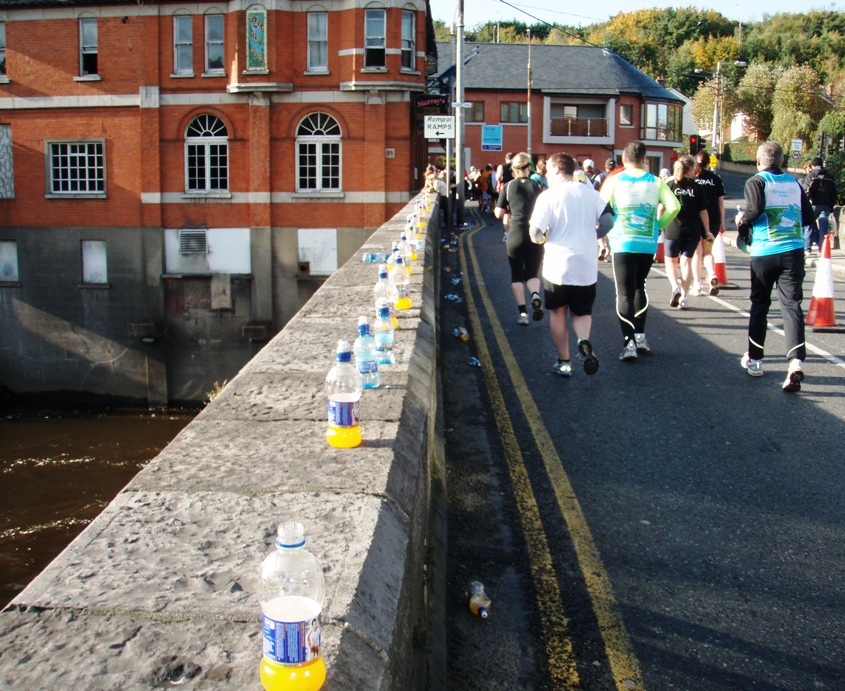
[179, 229, 208, 255]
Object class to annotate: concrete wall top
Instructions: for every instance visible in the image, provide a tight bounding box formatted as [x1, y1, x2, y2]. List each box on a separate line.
[0, 193, 441, 690]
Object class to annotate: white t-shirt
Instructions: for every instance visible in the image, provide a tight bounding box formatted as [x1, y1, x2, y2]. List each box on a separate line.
[529, 180, 607, 286]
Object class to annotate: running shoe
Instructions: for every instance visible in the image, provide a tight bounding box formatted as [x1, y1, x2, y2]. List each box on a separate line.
[741, 352, 763, 377]
[577, 338, 600, 375]
[689, 282, 703, 296]
[670, 285, 681, 308]
[619, 340, 638, 361]
[517, 313, 529, 326]
[709, 276, 720, 296]
[634, 333, 650, 353]
[598, 247, 608, 261]
[532, 294, 544, 322]
[678, 296, 689, 310]
[503, 233, 508, 243]
[552, 360, 572, 377]
[782, 359, 804, 393]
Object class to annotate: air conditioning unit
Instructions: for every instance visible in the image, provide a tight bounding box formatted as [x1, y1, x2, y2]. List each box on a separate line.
[179, 229, 208, 255]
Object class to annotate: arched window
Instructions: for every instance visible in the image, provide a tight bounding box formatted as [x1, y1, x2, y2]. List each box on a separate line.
[185, 114, 229, 192]
[296, 113, 341, 192]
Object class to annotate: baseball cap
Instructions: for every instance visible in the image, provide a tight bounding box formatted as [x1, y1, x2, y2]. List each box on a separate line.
[583, 159, 595, 169]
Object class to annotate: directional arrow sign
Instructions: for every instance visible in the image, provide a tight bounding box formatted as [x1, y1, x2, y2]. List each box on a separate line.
[424, 115, 455, 140]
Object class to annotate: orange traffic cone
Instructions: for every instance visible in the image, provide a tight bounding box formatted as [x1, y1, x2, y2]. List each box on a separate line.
[712, 234, 738, 289]
[655, 231, 665, 263]
[806, 233, 840, 330]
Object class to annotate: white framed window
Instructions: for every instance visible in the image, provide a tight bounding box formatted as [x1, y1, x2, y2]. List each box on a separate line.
[0, 124, 13, 199]
[401, 10, 415, 71]
[641, 102, 682, 141]
[81, 240, 108, 284]
[307, 12, 328, 72]
[364, 8, 386, 68]
[79, 18, 98, 76]
[48, 141, 105, 195]
[173, 15, 193, 76]
[204, 14, 225, 74]
[185, 114, 229, 192]
[619, 104, 633, 127]
[0, 240, 19, 283]
[0, 22, 7, 78]
[296, 113, 341, 192]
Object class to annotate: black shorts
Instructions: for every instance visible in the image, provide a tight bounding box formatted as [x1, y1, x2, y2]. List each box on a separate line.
[665, 235, 699, 259]
[542, 280, 597, 316]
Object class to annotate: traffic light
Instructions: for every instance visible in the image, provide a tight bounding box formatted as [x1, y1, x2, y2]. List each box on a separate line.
[699, 137, 707, 153]
[689, 135, 700, 155]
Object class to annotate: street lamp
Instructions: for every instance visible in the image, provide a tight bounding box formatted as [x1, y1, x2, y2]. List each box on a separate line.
[526, 29, 532, 156]
[712, 60, 747, 168]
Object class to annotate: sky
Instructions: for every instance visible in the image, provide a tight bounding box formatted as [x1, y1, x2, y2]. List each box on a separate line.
[427, 0, 841, 30]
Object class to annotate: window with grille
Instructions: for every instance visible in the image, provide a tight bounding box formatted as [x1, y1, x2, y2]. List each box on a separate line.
[401, 11, 415, 70]
[500, 102, 528, 123]
[79, 18, 98, 76]
[49, 141, 105, 194]
[205, 14, 224, 74]
[185, 114, 229, 192]
[307, 12, 328, 72]
[174, 15, 193, 75]
[296, 113, 341, 192]
[364, 9, 386, 68]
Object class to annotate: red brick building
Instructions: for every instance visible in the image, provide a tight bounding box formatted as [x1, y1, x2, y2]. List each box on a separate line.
[0, 0, 429, 404]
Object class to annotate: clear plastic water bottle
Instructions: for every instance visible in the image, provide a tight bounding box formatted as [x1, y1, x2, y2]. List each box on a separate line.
[386, 242, 400, 272]
[399, 230, 417, 265]
[374, 303, 395, 365]
[390, 256, 412, 311]
[325, 340, 362, 448]
[259, 522, 327, 691]
[373, 265, 399, 329]
[353, 316, 380, 389]
[361, 251, 389, 264]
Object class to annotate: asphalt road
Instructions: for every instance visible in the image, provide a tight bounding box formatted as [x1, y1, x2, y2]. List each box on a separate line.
[440, 180, 845, 690]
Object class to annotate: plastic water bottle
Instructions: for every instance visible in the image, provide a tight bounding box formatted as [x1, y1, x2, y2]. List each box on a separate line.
[373, 265, 399, 329]
[374, 303, 395, 364]
[325, 340, 362, 448]
[361, 251, 389, 264]
[353, 316, 380, 389]
[390, 256, 412, 311]
[259, 522, 327, 691]
[467, 581, 491, 619]
[386, 242, 400, 271]
[400, 230, 417, 264]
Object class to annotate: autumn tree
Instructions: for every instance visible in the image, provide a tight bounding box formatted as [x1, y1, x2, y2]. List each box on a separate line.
[770, 65, 830, 151]
[736, 63, 784, 141]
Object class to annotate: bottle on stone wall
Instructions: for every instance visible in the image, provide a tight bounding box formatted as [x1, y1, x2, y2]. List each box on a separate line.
[389, 256, 412, 311]
[353, 316, 380, 389]
[373, 264, 399, 328]
[398, 231, 416, 266]
[374, 302, 396, 365]
[387, 242, 400, 271]
[259, 521, 327, 691]
[325, 340, 362, 448]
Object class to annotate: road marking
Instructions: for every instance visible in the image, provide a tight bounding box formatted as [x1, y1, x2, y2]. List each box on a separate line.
[461, 215, 644, 691]
[651, 265, 845, 371]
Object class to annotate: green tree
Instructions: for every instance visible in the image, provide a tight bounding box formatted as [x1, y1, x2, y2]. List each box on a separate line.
[736, 63, 784, 140]
[770, 65, 830, 150]
[818, 111, 845, 154]
[690, 77, 740, 133]
[433, 19, 451, 43]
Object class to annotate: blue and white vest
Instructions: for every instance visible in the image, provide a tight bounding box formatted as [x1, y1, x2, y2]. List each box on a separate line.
[749, 171, 805, 257]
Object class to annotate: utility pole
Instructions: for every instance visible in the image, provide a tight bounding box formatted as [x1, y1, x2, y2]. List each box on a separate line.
[455, 0, 465, 225]
[527, 29, 532, 157]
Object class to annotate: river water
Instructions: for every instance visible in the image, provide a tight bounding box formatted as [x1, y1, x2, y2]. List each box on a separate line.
[0, 404, 196, 607]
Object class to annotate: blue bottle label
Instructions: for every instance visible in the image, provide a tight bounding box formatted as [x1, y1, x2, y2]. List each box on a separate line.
[262, 612, 322, 664]
[328, 398, 359, 427]
[357, 359, 378, 375]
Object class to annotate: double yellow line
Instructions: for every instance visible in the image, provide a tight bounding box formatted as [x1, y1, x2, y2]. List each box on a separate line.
[458, 215, 644, 690]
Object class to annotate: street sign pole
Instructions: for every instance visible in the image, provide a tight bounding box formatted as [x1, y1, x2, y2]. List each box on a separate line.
[455, 0, 465, 226]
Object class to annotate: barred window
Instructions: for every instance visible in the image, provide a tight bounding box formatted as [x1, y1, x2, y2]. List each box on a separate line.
[49, 141, 105, 194]
[185, 114, 229, 192]
[296, 113, 341, 192]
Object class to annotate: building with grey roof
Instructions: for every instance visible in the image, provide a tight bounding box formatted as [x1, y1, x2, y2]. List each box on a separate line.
[434, 41, 685, 172]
